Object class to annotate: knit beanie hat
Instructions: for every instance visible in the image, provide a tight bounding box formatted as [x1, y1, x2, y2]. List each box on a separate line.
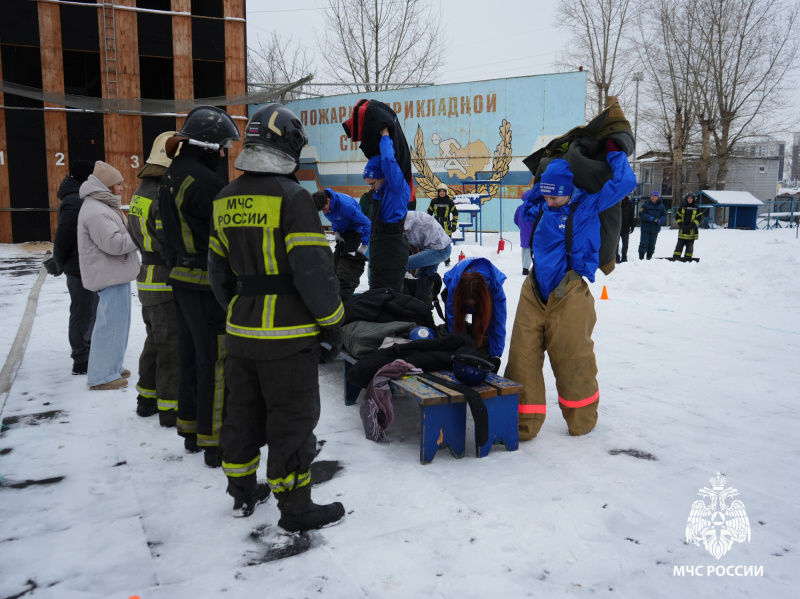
[70, 160, 95, 184]
[363, 155, 384, 180]
[93, 161, 123, 189]
[540, 159, 574, 197]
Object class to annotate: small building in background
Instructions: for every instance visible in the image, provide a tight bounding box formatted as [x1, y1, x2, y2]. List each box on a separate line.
[696, 190, 763, 230]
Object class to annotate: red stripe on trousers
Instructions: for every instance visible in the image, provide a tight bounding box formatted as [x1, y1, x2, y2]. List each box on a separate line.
[558, 389, 599, 409]
[519, 404, 546, 414]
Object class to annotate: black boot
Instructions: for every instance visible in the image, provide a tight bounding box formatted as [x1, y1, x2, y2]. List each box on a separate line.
[639, 252, 645, 260]
[136, 396, 158, 418]
[158, 409, 177, 428]
[204, 446, 221, 468]
[72, 360, 88, 375]
[279, 502, 345, 532]
[444, 258, 451, 267]
[184, 434, 200, 453]
[646, 252, 653, 260]
[277, 486, 345, 532]
[228, 477, 271, 518]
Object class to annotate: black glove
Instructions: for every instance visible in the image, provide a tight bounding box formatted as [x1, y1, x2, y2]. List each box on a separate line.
[489, 356, 502, 374]
[342, 230, 361, 254]
[319, 324, 343, 363]
[44, 257, 63, 277]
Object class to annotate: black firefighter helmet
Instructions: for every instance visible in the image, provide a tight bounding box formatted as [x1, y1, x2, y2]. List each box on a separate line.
[244, 103, 308, 163]
[166, 106, 241, 157]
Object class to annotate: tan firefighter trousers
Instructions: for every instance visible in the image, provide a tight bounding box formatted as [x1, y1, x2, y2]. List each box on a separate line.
[504, 273, 600, 439]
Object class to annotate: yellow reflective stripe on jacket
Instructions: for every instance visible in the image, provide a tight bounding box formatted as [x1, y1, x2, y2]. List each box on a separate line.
[170, 267, 209, 286]
[264, 227, 277, 273]
[137, 281, 172, 292]
[136, 384, 157, 399]
[226, 321, 320, 340]
[318, 302, 344, 326]
[213, 195, 282, 231]
[268, 469, 311, 494]
[175, 175, 196, 253]
[209, 235, 227, 258]
[130, 194, 155, 251]
[264, 294, 277, 329]
[137, 264, 172, 292]
[222, 454, 260, 478]
[285, 232, 328, 252]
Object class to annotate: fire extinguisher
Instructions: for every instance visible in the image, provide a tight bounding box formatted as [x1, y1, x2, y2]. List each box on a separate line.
[458, 250, 465, 262]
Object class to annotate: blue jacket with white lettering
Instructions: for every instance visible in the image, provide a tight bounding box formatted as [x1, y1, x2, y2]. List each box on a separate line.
[321, 188, 371, 246]
[373, 135, 410, 224]
[521, 151, 637, 299]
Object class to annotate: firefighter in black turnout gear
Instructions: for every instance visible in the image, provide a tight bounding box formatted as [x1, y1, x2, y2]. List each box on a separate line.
[208, 103, 346, 528]
[128, 131, 180, 427]
[158, 106, 241, 467]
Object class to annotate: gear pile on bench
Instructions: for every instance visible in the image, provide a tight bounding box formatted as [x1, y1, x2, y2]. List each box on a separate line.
[337, 349, 521, 464]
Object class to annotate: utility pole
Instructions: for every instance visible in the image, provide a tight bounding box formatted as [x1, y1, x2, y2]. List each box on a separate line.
[633, 72, 644, 195]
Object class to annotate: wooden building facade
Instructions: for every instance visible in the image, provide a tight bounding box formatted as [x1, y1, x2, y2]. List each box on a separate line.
[0, 0, 247, 243]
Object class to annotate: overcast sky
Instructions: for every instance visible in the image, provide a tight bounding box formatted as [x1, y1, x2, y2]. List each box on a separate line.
[244, 0, 563, 85]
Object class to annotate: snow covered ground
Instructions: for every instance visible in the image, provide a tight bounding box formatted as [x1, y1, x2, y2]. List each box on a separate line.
[0, 227, 798, 599]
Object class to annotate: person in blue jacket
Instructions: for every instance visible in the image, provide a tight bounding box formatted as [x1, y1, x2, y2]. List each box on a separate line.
[313, 188, 370, 301]
[443, 257, 507, 372]
[363, 127, 410, 292]
[638, 190, 668, 259]
[504, 146, 637, 440]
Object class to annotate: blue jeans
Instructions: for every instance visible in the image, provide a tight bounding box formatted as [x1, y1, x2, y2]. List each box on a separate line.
[87, 282, 132, 386]
[407, 245, 452, 277]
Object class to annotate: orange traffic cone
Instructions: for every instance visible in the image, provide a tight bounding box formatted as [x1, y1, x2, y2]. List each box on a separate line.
[600, 285, 609, 300]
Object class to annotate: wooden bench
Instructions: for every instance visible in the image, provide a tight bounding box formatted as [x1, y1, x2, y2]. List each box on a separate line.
[390, 371, 520, 464]
[333, 349, 520, 464]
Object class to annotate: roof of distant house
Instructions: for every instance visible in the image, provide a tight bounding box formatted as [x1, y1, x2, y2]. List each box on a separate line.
[698, 190, 764, 206]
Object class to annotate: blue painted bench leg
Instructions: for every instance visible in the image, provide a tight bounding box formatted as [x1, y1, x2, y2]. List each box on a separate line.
[343, 361, 361, 406]
[419, 403, 467, 464]
[476, 393, 519, 458]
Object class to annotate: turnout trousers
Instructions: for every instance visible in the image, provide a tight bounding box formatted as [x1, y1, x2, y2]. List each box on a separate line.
[172, 286, 227, 448]
[368, 221, 409, 293]
[220, 347, 321, 512]
[673, 238, 695, 258]
[135, 301, 179, 415]
[504, 274, 600, 440]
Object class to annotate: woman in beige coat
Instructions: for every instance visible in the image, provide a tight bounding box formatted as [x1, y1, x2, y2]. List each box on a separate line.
[77, 161, 140, 390]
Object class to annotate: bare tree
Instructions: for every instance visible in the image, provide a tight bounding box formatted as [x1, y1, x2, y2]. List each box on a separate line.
[697, 0, 800, 190]
[636, 0, 702, 202]
[556, 0, 636, 114]
[317, 0, 445, 93]
[248, 32, 315, 101]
